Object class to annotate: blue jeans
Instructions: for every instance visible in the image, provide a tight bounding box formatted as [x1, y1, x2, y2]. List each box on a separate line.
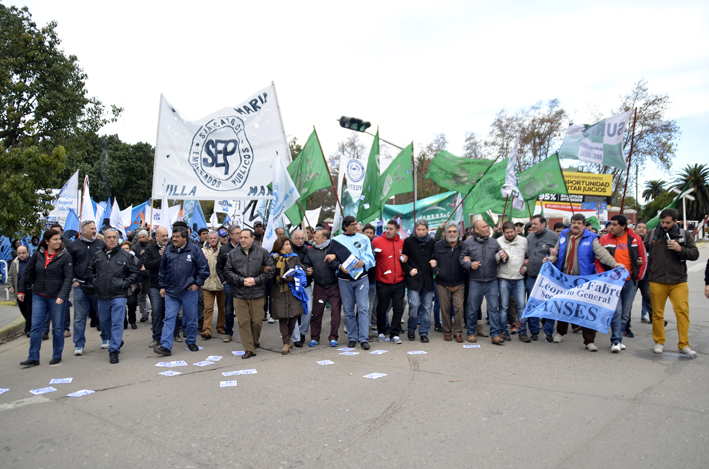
[338, 277, 370, 343]
[433, 283, 441, 326]
[292, 285, 314, 342]
[41, 299, 71, 335]
[525, 276, 548, 336]
[72, 286, 106, 348]
[467, 280, 502, 337]
[223, 284, 235, 336]
[161, 289, 198, 351]
[28, 294, 64, 361]
[500, 279, 527, 334]
[408, 288, 433, 336]
[610, 281, 638, 344]
[97, 298, 127, 353]
[149, 288, 165, 342]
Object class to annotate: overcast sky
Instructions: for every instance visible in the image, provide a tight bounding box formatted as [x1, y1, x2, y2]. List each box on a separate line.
[9, 0, 708, 199]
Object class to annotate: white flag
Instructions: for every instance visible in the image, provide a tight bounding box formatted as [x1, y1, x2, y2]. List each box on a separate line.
[152, 84, 290, 201]
[209, 212, 219, 228]
[159, 182, 172, 237]
[109, 199, 127, 239]
[262, 157, 300, 252]
[302, 207, 322, 230]
[49, 169, 79, 224]
[120, 205, 133, 229]
[500, 134, 525, 211]
[80, 175, 95, 224]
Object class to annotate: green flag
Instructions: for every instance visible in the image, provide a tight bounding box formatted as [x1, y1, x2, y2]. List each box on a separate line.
[464, 158, 528, 217]
[646, 181, 691, 230]
[517, 153, 568, 201]
[284, 130, 332, 225]
[558, 111, 632, 169]
[379, 143, 414, 208]
[586, 216, 601, 232]
[357, 130, 381, 224]
[425, 150, 493, 193]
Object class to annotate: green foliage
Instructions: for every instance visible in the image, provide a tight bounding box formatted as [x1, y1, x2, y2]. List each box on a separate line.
[642, 180, 667, 202]
[638, 192, 673, 222]
[0, 145, 66, 236]
[672, 164, 709, 220]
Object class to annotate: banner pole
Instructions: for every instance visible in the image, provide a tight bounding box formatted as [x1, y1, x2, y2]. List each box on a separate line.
[443, 154, 505, 225]
[620, 107, 638, 213]
[271, 81, 293, 165]
[559, 168, 575, 216]
[502, 195, 509, 223]
[149, 94, 166, 233]
[298, 199, 312, 229]
[313, 126, 345, 219]
[412, 142, 417, 221]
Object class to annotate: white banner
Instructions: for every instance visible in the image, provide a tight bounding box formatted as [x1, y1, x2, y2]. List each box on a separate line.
[49, 170, 79, 223]
[152, 205, 181, 232]
[152, 83, 290, 200]
[302, 207, 322, 229]
[262, 158, 300, 252]
[120, 205, 133, 228]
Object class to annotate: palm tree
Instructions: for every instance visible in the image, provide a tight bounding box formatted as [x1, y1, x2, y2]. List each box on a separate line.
[672, 164, 709, 220]
[642, 180, 667, 202]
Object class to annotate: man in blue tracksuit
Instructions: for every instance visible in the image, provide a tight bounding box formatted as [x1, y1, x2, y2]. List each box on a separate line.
[154, 226, 209, 356]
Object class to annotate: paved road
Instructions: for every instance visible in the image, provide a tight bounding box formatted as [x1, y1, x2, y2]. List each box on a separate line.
[1, 247, 708, 469]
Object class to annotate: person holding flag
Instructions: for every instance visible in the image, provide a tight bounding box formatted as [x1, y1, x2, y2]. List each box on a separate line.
[326, 216, 376, 350]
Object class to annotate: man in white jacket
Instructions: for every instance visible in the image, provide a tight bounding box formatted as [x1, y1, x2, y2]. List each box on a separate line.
[497, 221, 529, 342]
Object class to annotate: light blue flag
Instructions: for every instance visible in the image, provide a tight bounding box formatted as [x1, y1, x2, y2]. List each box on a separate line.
[521, 261, 629, 333]
[129, 200, 151, 231]
[64, 209, 80, 240]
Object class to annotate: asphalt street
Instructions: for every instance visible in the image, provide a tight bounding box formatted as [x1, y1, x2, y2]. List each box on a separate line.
[1, 245, 708, 469]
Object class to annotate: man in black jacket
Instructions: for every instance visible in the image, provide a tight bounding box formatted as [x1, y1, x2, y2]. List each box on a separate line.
[290, 229, 313, 347]
[142, 226, 170, 348]
[432, 222, 466, 343]
[403, 219, 436, 343]
[224, 229, 275, 359]
[216, 224, 241, 342]
[132, 230, 152, 323]
[89, 229, 139, 364]
[70, 220, 108, 356]
[303, 229, 341, 347]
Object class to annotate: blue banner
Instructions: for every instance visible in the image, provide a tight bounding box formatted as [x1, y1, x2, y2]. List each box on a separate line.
[521, 261, 629, 333]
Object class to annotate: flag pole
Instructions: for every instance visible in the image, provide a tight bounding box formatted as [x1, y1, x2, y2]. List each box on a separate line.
[298, 199, 312, 229]
[517, 156, 534, 219]
[313, 126, 345, 219]
[412, 141, 417, 220]
[502, 195, 509, 223]
[619, 108, 638, 213]
[443, 153, 505, 225]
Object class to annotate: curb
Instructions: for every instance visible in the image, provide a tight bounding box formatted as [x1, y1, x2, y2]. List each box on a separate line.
[0, 300, 17, 306]
[0, 316, 26, 341]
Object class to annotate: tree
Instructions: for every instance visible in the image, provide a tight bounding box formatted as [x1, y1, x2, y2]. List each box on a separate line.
[517, 99, 568, 169]
[289, 136, 302, 160]
[672, 164, 709, 220]
[397, 133, 448, 204]
[0, 145, 66, 236]
[462, 132, 484, 159]
[638, 191, 673, 222]
[642, 180, 667, 202]
[483, 109, 522, 161]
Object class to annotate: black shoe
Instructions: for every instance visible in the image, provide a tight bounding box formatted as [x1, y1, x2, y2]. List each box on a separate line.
[20, 359, 40, 367]
[347, 340, 356, 348]
[420, 335, 429, 343]
[531, 333, 539, 341]
[96, 325, 101, 332]
[130, 323, 137, 330]
[120, 340, 124, 349]
[242, 351, 255, 359]
[187, 343, 199, 352]
[407, 331, 415, 341]
[361, 341, 370, 350]
[502, 332, 511, 341]
[519, 333, 531, 343]
[153, 346, 171, 356]
[41, 333, 49, 341]
[294, 340, 304, 348]
[434, 324, 443, 333]
[140, 317, 148, 323]
[109, 352, 119, 364]
[545, 335, 554, 343]
[624, 328, 635, 338]
[124, 324, 128, 330]
[49, 357, 62, 366]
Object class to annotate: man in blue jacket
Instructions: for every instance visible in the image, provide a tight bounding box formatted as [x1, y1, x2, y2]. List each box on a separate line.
[154, 226, 210, 356]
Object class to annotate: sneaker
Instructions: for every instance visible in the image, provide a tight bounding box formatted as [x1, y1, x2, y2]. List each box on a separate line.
[640, 315, 651, 324]
[545, 335, 554, 343]
[653, 343, 664, 354]
[392, 336, 402, 344]
[420, 335, 429, 343]
[101, 340, 110, 349]
[109, 352, 119, 364]
[148, 340, 159, 348]
[377, 333, 385, 342]
[680, 347, 698, 357]
[140, 317, 149, 323]
[74, 347, 84, 356]
[518, 333, 531, 343]
[309, 340, 319, 347]
[502, 331, 511, 341]
[586, 343, 598, 352]
[407, 331, 415, 341]
[49, 357, 62, 366]
[434, 324, 443, 333]
[347, 340, 356, 348]
[530, 333, 539, 341]
[619, 343, 626, 351]
[330, 340, 338, 347]
[509, 325, 518, 335]
[130, 323, 137, 330]
[153, 346, 172, 356]
[361, 342, 370, 350]
[174, 335, 183, 343]
[611, 343, 621, 353]
[552, 332, 562, 343]
[20, 359, 40, 367]
[223, 335, 232, 343]
[624, 327, 634, 338]
[267, 316, 275, 324]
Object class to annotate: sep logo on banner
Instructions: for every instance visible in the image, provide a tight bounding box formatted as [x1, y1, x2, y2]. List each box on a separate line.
[521, 262, 629, 333]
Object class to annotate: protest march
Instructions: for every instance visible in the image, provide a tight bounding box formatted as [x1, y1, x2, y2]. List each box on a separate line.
[2, 79, 703, 375]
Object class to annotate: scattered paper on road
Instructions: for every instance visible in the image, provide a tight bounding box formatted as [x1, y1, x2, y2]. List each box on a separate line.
[193, 361, 215, 367]
[363, 373, 387, 379]
[206, 356, 223, 362]
[222, 369, 257, 376]
[49, 378, 73, 384]
[29, 387, 57, 395]
[463, 345, 481, 348]
[158, 370, 182, 377]
[155, 362, 173, 367]
[220, 380, 237, 388]
[339, 352, 359, 356]
[337, 347, 355, 351]
[316, 360, 335, 365]
[232, 351, 245, 356]
[0, 389, 9, 395]
[67, 389, 95, 397]
[369, 350, 388, 354]
[170, 360, 188, 366]
[407, 351, 427, 355]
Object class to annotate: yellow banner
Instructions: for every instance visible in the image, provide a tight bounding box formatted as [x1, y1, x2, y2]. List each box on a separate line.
[563, 172, 613, 196]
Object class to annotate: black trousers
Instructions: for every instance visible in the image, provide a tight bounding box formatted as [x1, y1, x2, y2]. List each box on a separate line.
[18, 293, 33, 333]
[124, 294, 138, 327]
[376, 281, 405, 338]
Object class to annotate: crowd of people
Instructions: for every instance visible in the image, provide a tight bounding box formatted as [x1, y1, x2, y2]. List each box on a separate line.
[7, 207, 702, 367]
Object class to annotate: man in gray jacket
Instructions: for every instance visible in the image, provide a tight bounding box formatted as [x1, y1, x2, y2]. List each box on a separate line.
[224, 229, 275, 359]
[497, 221, 529, 342]
[460, 220, 505, 345]
[525, 215, 559, 341]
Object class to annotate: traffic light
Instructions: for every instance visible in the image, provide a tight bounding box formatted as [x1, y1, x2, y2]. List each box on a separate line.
[339, 116, 371, 133]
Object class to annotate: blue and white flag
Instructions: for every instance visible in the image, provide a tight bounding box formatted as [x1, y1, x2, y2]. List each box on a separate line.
[262, 157, 300, 252]
[521, 262, 629, 333]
